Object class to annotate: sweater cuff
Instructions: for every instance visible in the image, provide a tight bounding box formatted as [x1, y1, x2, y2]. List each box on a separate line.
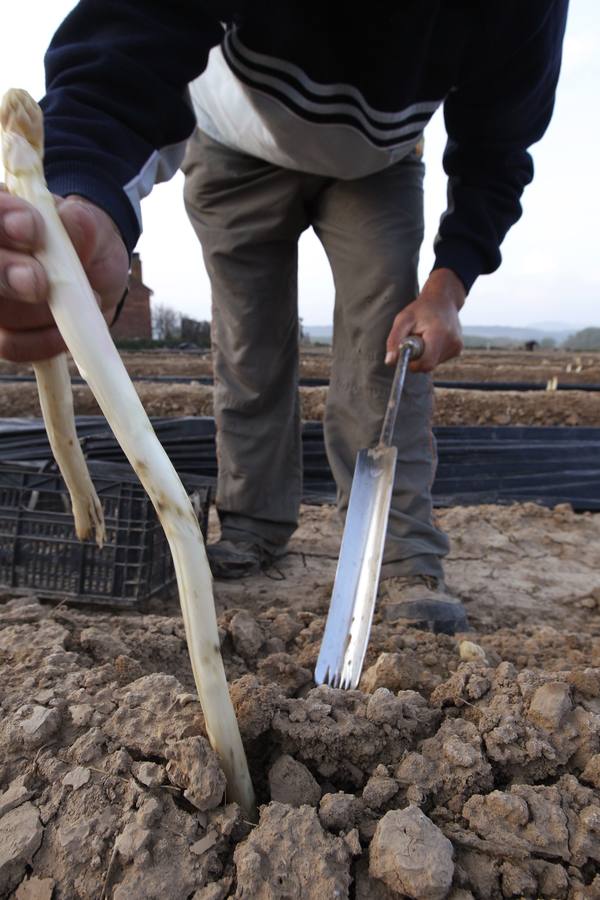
[432, 239, 489, 294]
[45, 161, 140, 258]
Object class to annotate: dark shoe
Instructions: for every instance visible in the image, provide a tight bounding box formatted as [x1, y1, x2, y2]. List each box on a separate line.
[378, 575, 469, 635]
[206, 539, 278, 580]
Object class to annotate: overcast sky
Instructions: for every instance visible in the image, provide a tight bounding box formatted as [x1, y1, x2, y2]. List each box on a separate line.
[1, 2, 598, 328]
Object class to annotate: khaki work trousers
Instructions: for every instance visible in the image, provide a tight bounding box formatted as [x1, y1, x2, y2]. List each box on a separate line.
[182, 129, 449, 578]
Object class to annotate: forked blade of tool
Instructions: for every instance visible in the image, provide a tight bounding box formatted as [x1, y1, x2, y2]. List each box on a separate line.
[314, 335, 424, 690]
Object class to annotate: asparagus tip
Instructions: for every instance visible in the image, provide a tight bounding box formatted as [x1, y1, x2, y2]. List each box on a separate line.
[0, 89, 43, 154]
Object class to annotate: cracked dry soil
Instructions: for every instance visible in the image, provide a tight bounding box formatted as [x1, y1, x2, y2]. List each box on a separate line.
[2, 501, 600, 899]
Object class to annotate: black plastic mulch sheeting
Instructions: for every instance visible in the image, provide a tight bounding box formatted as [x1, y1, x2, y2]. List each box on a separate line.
[1, 417, 600, 510]
[0, 374, 330, 387]
[433, 381, 600, 393]
[3, 374, 600, 391]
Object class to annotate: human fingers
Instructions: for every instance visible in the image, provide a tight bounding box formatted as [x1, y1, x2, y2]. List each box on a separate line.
[0, 323, 65, 362]
[56, 197, 99, 267]
[0, 248, 48, 304]
[0, 189, 46, 253]
[409, 322, 462, 372]
[385, 305, 418, 366]
[385, 303, 462, 373]
[57, 197, 129, 316]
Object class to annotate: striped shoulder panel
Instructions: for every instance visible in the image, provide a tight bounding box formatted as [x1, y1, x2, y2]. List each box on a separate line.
[222, 29, 442, 150]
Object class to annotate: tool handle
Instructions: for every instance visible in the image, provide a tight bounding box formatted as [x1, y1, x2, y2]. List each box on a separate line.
[379, 335, 424, 448]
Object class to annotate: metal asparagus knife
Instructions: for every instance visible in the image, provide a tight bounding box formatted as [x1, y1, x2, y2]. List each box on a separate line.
[315, 335, 425, 690]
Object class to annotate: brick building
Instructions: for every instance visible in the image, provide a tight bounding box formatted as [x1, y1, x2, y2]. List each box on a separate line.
[110, 252, 153, 341]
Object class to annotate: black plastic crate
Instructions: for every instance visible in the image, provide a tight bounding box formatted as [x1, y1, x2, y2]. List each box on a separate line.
[0, 460, 212, 609]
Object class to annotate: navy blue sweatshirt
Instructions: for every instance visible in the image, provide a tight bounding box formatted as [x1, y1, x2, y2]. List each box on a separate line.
[41, 1, 568, 292]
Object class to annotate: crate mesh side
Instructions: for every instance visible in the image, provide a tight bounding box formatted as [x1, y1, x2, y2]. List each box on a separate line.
[0, 465, 210, 606]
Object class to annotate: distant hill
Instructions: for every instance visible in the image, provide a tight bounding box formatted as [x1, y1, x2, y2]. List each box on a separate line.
[304, 325, 333, 343]
[304, 323, 580, 346]
[462, 325, 575, 343]
[529, 321, 576, 332]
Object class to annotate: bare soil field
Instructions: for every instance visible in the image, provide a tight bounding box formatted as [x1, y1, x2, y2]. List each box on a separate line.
[2, 347, 600, 898]
[3, 348, 600, 425]
[1, 381, 599, 427]
[438, 350, 600, 386]
[114, 346, 600, 385]
[5, 382, 600, 427]
[2, 502, 600, 899]
[2, 347, 600, 384]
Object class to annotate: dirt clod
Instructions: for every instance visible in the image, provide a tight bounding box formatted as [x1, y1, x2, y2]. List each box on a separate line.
[115, 822, 152, 863]
[165, 736, 226, 811]
[233, 802, 351, 899]
[62, 766, 91, 790]
[581, 753, 600, 789]
[369, 805, 454, 899]
[361, 653, 407, 693]
[459, 641, 488, 665]
[362, 769, 400, 810]
[268, 754, 321, 807]
[14, 875, 56, 900]
[0, 802, 44, 895]
[527, 681, 573, 730]
[134, 761, 165, 788]
[0, 774, 34, 817]
[15, 705, 61, 747]
[318, 792, 362, 833]
[229, 610, 264, 659]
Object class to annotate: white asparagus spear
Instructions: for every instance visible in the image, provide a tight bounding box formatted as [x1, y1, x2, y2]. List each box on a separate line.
[1, 89, 256, 817]
[33, 354, 106, 546]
